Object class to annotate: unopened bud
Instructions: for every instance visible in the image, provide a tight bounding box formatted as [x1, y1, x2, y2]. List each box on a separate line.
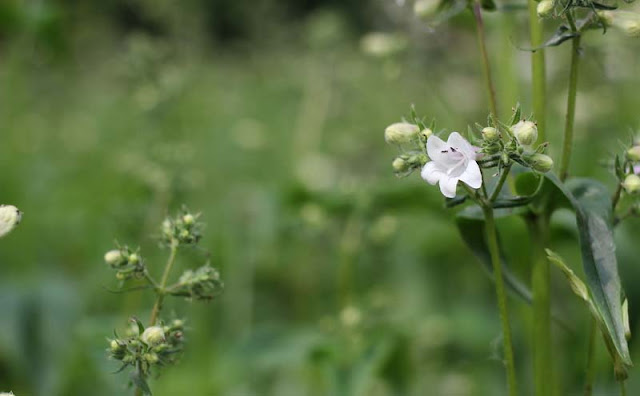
[172, 319, 184, 329]
[104, 250, 123, 266]
[512, 120, 538, 147]
[141, 326, 166, 346]
[128, 253, 140, 265]
[392, 157, 409, 173]
[414, 0, 440, 19]
[537, 0, 554, 18]
[144, 352, 159, 364]
[627, 146, 640, 161]
[481, 127, 499, 142]
[360, 32, 408, 58]
[384, 122, 420, 144]
[623, 174, 640, 194]
[0, 205, 22, 238]
[420, 128, 433, 140]
[526, 153, 554, 173]
[182, 213, 195, 225]
[598, 11, 640, 37]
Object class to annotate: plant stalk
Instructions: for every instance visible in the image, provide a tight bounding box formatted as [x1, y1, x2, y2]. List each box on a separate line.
[528, 0, 546, 141]
[527, 214, 552, 396]
[472, 0, 499, 120]
[483, 205, 518, 396]
[584, 318, 597, 396]
[490, 164, 512, 202]
[560, 14, 581, 181]
[149, 243, 179, 326]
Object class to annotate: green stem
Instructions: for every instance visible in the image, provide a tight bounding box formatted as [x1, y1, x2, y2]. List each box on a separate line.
[528, 0, 546, 142]
[472, 0, 499, 120]
[620, 380, 627, 396]
[584, 318, 597, 396]
[490, 164, 512, 202]
[612, 183, 623, 211]
[149, 243, 179, 326]
[560, 13, 581, 181]
[527, 214, 552, 396]
[483, 205, 518, 396]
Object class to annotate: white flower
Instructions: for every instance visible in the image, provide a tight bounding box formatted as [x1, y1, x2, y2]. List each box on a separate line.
[0, 205, 22, 238]
[421, 132, 482, 198]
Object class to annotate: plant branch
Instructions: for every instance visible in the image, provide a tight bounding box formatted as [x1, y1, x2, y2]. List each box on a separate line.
[560, 12, 581, 181]
[149, 243, 179, 326]
[472, 0, 499, 120]
[490, 164, 512, 202]
[584, 318, 597, 396]
[528, 0, 547, 141]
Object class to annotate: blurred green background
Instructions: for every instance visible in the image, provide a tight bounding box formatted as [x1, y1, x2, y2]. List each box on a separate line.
[0, 0, 639, 395]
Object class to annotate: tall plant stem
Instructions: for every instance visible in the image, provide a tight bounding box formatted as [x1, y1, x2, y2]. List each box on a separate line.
[560, 14, 581, 181]
[584, 318, 597, 396]
[528, 0, 546, 141]
[527, 214, 552, 396]
[149, 243, 179, 326]
[472, 0, 499, 120]
[483, 205, 518, 396]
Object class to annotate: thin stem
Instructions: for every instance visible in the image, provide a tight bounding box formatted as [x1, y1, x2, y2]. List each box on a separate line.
[584, 318, 597, 396]
[620, 380, 627, 396]
[612, 183, 623, 211]
[528, 0, 546, 141]
[149, 243, 179, 326]
[472, 0, 499, 120]
[483, 205, 518, 396]
[490, 164, 512, 202]
[560, 13, 582, 181]
[527, 214, 552, 396]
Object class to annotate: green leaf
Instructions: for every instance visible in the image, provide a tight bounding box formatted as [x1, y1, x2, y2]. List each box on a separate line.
[131, 370, 152, 395]
[542, 175, 632, 366]
[131, 317, 145, 336]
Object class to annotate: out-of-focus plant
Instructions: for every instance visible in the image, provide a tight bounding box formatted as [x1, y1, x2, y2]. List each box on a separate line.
[104, 207, 223, 395]
[381, 0, 639, 395]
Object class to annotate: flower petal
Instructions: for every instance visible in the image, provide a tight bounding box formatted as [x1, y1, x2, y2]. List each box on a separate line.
[421, 161, 444, 185]
[459, 160, 482, 189]
[439, 176, 459, 198]
[448, 131, 479, 159]
[426, 135, 448, 161]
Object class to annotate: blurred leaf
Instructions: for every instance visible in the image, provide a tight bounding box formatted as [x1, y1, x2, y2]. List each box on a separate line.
[131, 370, 152, 395]
[349, 337, 395, 396]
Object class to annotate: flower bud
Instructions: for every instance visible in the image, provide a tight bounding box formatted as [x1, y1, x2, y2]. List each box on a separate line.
[537, 0, 554, 18]
[420, 128, 433, 140]
[144, 352, 159, 364]
[414, 0, 440, 19]
[384, 122, 420, 144]
[172, 319, 184, 329]
[0, 205, 22, 238]
[511, 120, 538, 147]
[110, 339, 127, 359]
[128, 253, 140, 265]
[598, 11, 640, 38]
[623, 174, 640, 194]
[392, 157, 410, 173]
[141, 326, 166, 346]
[526, 153, 554, 173]
[104, 250, 123, 266]
[182, 213, 195, 225]
[481, 127, 499, 142]
[627, 146, 640, 161]
[360, 32, 408, 58]
[0, 393, 14, 396]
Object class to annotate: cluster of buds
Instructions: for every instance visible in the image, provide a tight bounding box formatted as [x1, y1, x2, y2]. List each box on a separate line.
[384, 108, 434, 177]
[161, 207, 202, 247]
[171, 265, 224, 301]
[108, 318, 186, 376]
[104, 246, 145, 281]
[617, 140, 640, 195]
[477, 111, 553, 174]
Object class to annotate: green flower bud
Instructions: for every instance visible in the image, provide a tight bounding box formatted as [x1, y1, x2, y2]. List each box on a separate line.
[414, 0, 440, 19]
[141, 326, 166, 346]
[537, 0, 554, 18]
[360, 32, 408, 58]
[182, 213, 195, 225]
[110, 339, 127, 359]
[172, 319, 184, 329]
[420, 128, 433, 140]
[104, 250, 123, 266]
[128, 253, 140, 265]
[384, 122, 420, 144]
[481, 127, 499, 142]
[392, 157, 410, 173]
[144, 352, 159, 364]
[0, 205, 22, 238]
[512, 120, 538, 147]
[627, 146, 640, 161]
[598, 11, 640, 38]
[526, 153, 554, 173]
[623, 174, 640, 194]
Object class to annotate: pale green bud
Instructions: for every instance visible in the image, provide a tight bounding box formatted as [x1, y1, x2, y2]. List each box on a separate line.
[537, 0, 554, 18]
[141, 326, 165, 346]
[182, 213, 195, 225]
[128, 253, 140, 265]
[392, 157, 410, 173]
[144, 352, 159, 364]
[481, 127, 499, 142]
[384, 122, 420, 144]
[420, 128, 433, 140]
[598, 11, 640, 37]
[172, 319, 184, 329]
[414, 0, 440, 19]
[627, 146, 640, 161]
[0, 205, 22, 238]
[623, 174, 640, 194]
[512, 120, 538, 147]
[104, 250, 123, 266]
[526, 153, 554, 173]
[360, 32, 408, 58]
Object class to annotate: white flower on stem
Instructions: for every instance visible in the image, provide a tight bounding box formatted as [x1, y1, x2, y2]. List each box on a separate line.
[421, 132, 482, 198]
